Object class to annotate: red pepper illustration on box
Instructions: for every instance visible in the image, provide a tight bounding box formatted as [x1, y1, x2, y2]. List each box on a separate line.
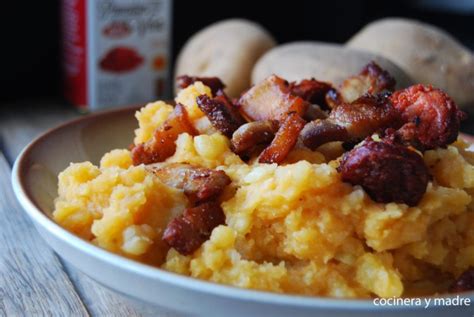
[99, 47, 144, 73]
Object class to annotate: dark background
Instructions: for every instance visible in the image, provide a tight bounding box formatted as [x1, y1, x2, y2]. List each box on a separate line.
[1, 0, 473, 106]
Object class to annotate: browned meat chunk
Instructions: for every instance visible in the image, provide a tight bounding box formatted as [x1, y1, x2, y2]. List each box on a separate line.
[147, 163, 231, 202]
[333, 94, 402, 138]
[177, 75, 226, 95]
[132, 104, 198, 165]
[302, 104, 328, 121]
[196, 93, 246, 137]
[450, 268, 474, 293]
[301, 94, 402, 150]
[339, 61, 396, 103]
[325, 88, 344, 109]
[231, 120, 279, 156]
[162, 202, 226, 255]
[259, 112, 306, 164]
[289, 78, 333, 109]
[361, 61, 396, 92]
[238, 75, 308, 122]
[337, 139, 429, 206]
[390, 84, 466, 151]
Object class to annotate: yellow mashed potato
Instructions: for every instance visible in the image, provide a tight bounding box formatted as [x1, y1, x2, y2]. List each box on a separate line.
[53, 83, 474, 298]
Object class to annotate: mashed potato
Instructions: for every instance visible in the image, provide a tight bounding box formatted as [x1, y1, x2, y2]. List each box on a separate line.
[54, 83, 474, 298]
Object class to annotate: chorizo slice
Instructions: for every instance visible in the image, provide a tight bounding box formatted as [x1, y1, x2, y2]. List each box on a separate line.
[390, 84, 466, 151]
[162, 201, 226, 255]
[259, 112, 306, 164]
[231, 120, 279, 156]
[147, 163, 231, 202]
[238, 75, 308, 122]
[132, 104, 198, 165]
[196, 93, 246, 137]
[337, 139, 429, 206]
[177, 75, 226, 95]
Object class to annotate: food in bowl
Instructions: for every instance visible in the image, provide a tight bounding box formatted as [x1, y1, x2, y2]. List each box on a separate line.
[53, 62, 474, 298]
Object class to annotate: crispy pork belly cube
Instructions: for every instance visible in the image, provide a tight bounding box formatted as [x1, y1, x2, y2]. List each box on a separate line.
[238, 75, 308, 122]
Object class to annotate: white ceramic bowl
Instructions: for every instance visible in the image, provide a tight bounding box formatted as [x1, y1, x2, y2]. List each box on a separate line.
[11, 107, 474, 317]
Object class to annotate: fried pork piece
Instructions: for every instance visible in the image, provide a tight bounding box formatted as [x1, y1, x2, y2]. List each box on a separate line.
[259, 112, 306, 164]
[303, 103, 328, 121]
[337, 139, 429, 206]
[176, 75, 226, 95]
[450, 268, 474, 293]
[238, 75, 308, 122]
[132, 104, 197, 165]
[196, 92, 246, 137]
[231, 120, 279, 157]
[146, 163, 231, 202]
[339, 61, 396, 103]
[163, 201, 226, 255]
[390, 84, 466, 151]
[301, 94, 402, 150]
[325, 88, 344, 109]
[289, 78, 333, 109]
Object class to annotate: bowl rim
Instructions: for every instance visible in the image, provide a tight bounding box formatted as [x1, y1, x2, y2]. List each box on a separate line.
[10, 105, 474, 311]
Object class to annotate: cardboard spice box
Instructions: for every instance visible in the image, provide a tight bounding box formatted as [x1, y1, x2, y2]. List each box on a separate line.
[62, 0, 172, 111]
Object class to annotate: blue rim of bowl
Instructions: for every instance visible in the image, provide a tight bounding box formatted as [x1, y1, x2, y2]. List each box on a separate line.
[10, 105, 474, 311]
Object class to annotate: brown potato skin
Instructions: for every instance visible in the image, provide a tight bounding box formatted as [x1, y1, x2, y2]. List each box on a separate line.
[252, 42, 413, 90]
[337, 139, 429, 206]
[175, 19, 276, 97]
[347, 18, 474, 109]
[390, 84, 466, 151]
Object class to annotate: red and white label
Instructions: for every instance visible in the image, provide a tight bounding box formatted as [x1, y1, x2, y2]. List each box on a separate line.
[62, 0, 171, 111]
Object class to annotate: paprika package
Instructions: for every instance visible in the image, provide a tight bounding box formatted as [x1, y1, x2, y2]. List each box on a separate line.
[62, 0, 172, 111]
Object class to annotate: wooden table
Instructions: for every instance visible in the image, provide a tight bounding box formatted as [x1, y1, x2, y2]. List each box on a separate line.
[0, 101, 182, 317]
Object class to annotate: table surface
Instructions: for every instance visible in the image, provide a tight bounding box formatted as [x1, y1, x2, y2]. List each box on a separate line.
[0, 101, 182, 317]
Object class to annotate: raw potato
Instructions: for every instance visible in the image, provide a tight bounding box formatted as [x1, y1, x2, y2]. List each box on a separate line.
[252, 42, 412, 89]
[347, 18, 474, 109]
[175, 19, 276, 97]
